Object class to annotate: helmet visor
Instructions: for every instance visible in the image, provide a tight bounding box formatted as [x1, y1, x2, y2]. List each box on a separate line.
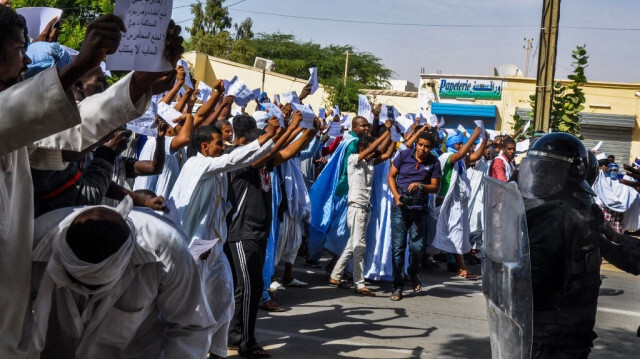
[518, 156, 570, 198]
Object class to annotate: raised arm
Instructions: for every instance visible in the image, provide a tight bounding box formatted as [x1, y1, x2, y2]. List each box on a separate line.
[133, 125, 166, 176]
[273, 123, 319, 167]
[449, 127, 482, 163]
[468, 135, 489, 163]
[160, 66, 185, 104]
[170, 114, 195, 152]
[252, 114, 302, 168]
[193, 80, 224, 127]
[173, 87, 194, 113]
[358, 123, 391, 161]
[374, 140, 396, 165]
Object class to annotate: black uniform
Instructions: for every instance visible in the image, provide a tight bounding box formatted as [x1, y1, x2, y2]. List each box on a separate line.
[527, 193, 602, 358]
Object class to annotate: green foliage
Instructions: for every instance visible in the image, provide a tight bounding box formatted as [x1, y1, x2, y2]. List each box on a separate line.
[188, 0, 232, 37]
[234, 17, 253, 40]
[550, 45, 588, 138]
[521, 45, 588, 139]
[14, 0, 113, 49]
[323, 78, 363, 112]
[246, 33, 392, 89]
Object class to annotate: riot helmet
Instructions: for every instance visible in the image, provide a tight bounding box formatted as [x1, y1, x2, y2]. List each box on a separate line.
[518, 132, 593, 198]
[585, 151, 599, 186]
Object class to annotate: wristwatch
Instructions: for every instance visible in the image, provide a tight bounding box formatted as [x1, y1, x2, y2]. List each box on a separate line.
[419, 183, 424, 191]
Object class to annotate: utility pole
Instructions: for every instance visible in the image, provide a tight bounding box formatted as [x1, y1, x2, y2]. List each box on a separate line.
[343, 51, 352, 86]
[533, 0, 562, 132]
[523, 38, 534, 77]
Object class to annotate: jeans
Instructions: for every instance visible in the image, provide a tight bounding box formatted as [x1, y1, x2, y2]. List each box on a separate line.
[390, 205, 428, 291]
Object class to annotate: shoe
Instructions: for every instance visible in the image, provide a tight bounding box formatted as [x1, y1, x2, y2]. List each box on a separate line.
[259, 299, 284, 312]
[238, 345, 271, 358]
[355, 287, 376, 296]
[390, 290, 403, 301]
[304, 259, 321, 268]
[328, 278, 352, 289]
[457, 271, 480, 280]
[269, 281, 285, 292]
[283, 278, 307, 287]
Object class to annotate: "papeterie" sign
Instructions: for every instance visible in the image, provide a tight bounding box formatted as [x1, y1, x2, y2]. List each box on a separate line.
[439, 79, 502, 100]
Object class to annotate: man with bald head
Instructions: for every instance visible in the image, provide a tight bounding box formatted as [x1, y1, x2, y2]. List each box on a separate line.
[308, 115, 370, 268]
[26, 197, 214, 358]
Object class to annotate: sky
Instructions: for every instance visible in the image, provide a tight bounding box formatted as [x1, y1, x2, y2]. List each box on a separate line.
[171, 0, 640, 85]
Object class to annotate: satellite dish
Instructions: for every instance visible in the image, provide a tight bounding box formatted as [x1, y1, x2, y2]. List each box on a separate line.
[253, 57, 275, 71]
[499, 64, 523, 77]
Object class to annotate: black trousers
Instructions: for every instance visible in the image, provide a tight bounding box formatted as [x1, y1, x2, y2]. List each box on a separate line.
[224, 239, 266, 352]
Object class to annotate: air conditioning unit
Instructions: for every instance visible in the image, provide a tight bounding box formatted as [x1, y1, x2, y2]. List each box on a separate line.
[253, 57, 275, 71]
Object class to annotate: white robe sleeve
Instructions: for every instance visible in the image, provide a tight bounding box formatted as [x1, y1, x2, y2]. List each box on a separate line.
[200, 139, 274, 177]
[31, 72, 152, 152]
[157, 228, 214, 357]
[0, 68, 81, 155]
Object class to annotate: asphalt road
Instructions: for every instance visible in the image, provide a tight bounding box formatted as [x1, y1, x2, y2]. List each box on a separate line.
[226, 257, 640, 359]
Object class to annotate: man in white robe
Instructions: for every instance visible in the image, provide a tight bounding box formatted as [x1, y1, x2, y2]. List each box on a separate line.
[0, 11, 183, 357]
[26, 197, 214, 358]
[433, 127, 487, 279]
[169, 122, 277, 358]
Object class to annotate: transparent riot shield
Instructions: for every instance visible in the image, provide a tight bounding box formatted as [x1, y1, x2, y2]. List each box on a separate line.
[481, 176, 532, 359]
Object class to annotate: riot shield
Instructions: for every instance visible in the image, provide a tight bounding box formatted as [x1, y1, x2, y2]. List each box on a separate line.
[481, 176, 533, 359]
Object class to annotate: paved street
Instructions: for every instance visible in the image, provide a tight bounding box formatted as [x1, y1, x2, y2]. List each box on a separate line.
[227, 256, 640, 359]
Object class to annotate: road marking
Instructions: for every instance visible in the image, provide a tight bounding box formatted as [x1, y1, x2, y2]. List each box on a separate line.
[597, 307, 640, 318]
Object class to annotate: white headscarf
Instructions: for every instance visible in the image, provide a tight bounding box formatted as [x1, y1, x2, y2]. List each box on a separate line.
[33, 197, 135, 351]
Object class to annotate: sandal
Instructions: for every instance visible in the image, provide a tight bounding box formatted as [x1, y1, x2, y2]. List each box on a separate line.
[259, 299, 284, 312]
[412, 282, 422, 293]
[328, 278, 353, 289]
[390, 290, 403, 301]
[238, 345, 271, 359]
[457, 271, 480, 280]
[355, 287, 376, 297]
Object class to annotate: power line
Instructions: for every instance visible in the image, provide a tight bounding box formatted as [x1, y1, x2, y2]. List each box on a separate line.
[228, 8, 640, 31]
[174, 0, 248, 10]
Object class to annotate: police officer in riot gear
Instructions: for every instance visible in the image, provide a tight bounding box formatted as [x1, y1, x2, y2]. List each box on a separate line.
[518, 132, 602, 359]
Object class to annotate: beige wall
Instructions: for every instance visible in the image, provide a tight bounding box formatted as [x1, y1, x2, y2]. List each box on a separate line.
[418, 74, 640, 161]
[182, 51, 328, 115]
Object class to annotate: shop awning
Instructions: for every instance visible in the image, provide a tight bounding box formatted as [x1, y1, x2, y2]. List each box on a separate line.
[431, 103, 496, 118]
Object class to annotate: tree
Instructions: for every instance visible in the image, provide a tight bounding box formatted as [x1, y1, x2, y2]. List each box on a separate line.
[188, 0, 232, 37]
[246, 33, 393, 89]
[323, 78, 362, 112]
[514, 45, 588, 139]
[234, 18, 254, 40]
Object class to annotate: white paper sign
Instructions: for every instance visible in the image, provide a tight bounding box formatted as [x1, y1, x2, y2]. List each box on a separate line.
[189, 239, 216, 261]
[291, 103, 315, 129]
[358, 94, 372, 119]
[396, 114, 414, 133]
[282, 91, 300, 105]
[333, 105, 341, 117]
[273, 94, 281, 105]
[106, 0, 173, 71]
[596, 152, 607, 160]
[474, 120, 486, 138]
[390, 126, 402, 143]
[318, 108, 326, 120]
[261, 102, 285, 127]
[379, 105, 399, 122]
[307, 67, 319, 94]
[328, 121, 342, 137]
[592, 141, 603, 152]
[444, 128, 457, 136]
[196, 81, 212, 103]
[457, 124, 468, 135]
[99, 61, 112, 77]
[251, 88, 261, 100]
[486, 129, 499, 140]
[428, 114, 438, 127]
[16, 7, 62, 40]
[516, 139, 530, 153]
[157, 102, 182, 128]
[226, 76, 253, 107]
[177, 59, 193, 89]
[126, 102, 157, 136]
[438, 116, 446, 128]
[523, 120, 531, 133]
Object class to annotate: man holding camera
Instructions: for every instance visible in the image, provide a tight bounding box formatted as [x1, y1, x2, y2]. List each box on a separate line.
[387, 132, 442, 301]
